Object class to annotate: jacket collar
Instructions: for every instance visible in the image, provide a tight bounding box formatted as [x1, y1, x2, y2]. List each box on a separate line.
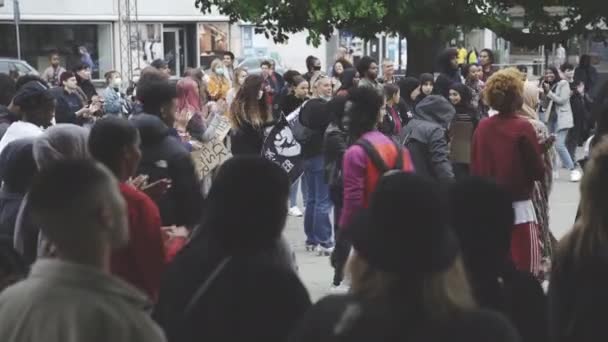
[30, 259, 152, 311]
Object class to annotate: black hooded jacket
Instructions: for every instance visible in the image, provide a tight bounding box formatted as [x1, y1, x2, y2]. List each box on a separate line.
[0, 105, 19, 140]
[131, 113, 203, 227]
[400, 95, 455, 180]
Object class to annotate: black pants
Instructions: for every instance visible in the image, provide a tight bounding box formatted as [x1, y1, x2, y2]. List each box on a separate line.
[329, 185, 350, 286]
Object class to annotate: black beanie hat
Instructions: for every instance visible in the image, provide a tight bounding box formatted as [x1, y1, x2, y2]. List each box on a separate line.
[349, 172, 459, 275]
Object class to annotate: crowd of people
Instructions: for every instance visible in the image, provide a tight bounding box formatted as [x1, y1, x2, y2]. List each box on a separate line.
[0, 44, 605, 342]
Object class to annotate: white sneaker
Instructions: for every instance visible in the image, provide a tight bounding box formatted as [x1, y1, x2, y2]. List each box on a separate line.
[288, 206, 303, 217]
[318, 246, 335, 256]
[552, 170, 559, 180]
[570, 169, 582, 182]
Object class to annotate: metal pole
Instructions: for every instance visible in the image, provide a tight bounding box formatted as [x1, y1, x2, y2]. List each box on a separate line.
[14, 0, 21, 59]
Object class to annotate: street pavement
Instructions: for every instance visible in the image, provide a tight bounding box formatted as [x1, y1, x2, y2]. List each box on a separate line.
[284, 170, 581, 302]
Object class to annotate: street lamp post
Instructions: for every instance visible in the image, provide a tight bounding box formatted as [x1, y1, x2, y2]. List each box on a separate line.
[14, 0, 21, 59]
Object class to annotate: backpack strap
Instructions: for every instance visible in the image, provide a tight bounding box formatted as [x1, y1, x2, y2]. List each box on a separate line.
[355, 139, 390, 174]
[355, 138, 403, 173]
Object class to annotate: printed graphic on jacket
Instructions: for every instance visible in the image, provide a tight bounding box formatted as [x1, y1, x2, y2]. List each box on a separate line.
[262, 117, 303, 184]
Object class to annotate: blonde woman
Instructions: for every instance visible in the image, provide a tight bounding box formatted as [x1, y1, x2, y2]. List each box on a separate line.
[207, 59, 230, 101]
[226, 67, 247, 106]
[549, 139, 608, 342]
[291, 173, 519, 341]
[228, 74, 273, 155]
[520, 76, 557, 274]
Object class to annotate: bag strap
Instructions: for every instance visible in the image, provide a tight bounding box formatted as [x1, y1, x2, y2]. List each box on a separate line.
[355, 138, 403, 173]
[184, 256, 232, 316]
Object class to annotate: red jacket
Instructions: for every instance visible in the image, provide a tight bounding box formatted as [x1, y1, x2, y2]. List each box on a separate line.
[112, 183, 165, 301]
[471, 113, 544, 201]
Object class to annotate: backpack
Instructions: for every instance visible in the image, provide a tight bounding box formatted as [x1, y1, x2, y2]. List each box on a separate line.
[400, 131, 433, 178]
[289, 100, 316, 145]
[355, 138, 404, 176]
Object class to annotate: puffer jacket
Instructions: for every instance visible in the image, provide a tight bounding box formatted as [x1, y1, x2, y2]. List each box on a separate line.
[131, 113, 203, 227]
[400, 95, 455, 180]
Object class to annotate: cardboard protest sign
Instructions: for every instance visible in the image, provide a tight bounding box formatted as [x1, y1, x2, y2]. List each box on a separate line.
[191, 114, 233, 179]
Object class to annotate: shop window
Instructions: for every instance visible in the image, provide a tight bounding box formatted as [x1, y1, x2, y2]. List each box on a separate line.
[0, 23, 112, 80]
[199, 23, 230, 69]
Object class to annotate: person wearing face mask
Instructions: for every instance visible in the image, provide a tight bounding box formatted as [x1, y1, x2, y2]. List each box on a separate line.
[304, 56, 322, 85]
[103, 71, 129, 117]
[313, 75, 334, 102]
[207, 59, 230, 101]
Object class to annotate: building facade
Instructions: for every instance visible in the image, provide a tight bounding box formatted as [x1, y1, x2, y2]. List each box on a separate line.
[0, 0, 239, 80]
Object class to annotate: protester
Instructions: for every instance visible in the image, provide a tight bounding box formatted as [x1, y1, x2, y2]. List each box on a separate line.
[281, 75, 309, 116]
[0, 81, 54, 154]
[73, 63, 96, 101]
[448, 83, 479, 179]
[312, 75, 333, 102]
[12, 124, 90, 263]
[222, 51, 236, 84]
[102, 71, 128, 116]
[562, 63, 590, 161]
[0, 159, 166, 342]
[450, 177, 548, 342]
[330, 58, 347, 91]
[54, 71, 98, 125]
[398, 76, 421, 120]
[541, 66, 581, 182]
[322, 96, 350, 289]
[174, 77, 204, 142]
[154, 156, 311, 342]
[296, 96, 334, 255]
[468, 47, 479, 65]
[379, 83, 403, 138]
[183, 67, 209, 109]
[520, 80, 555, 274]
[463, 64, 484, 114]
[291, 172, 520, 342]
[338, 86, 414, 287]
[151, 59, 171, 76]
[357, 56, 383, 94]
[457, 44, 468, 67]
[207, 59, 230, 101]
[335, 68, 360, 97]
[435, 48, 462, 98]
[261, 60, 285, 116]
[479, 49, 497, 82]
[304, 55, 322, 84]
[549, 139, 608, 342]
[419, 73, 434, 97]
[471, 69, 545, 276]
[401, 95, 455, 180]
[226, 67, 247, 106]
[0, 139, 36, 241]
[88, 117, 166, 301]
[41, 51, 66, 87]
[378, 59, 397, 84]
[228, 75, 274, 155]
[574, 54, 598, 96]
[131, 80, 203, 227]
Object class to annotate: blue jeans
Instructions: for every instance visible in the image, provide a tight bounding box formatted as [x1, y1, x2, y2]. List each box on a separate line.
[289, 176, 308, 208]
[303, 156, 334, 248]
[549, 120, 575, 170]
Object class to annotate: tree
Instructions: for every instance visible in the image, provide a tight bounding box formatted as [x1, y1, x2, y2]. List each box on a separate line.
[195, 0, 607, 76]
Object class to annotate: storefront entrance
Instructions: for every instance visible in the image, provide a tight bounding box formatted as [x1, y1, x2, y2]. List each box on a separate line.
[163, 27, 185, 77]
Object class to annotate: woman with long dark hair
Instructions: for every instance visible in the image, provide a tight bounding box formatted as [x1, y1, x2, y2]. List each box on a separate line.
[335, 68, 360, 97]
[541, 66, 581, 182]
[228, 75, 273, 155]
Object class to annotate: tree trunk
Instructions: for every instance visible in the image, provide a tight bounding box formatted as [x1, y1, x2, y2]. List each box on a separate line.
[405, 33, 444, 77]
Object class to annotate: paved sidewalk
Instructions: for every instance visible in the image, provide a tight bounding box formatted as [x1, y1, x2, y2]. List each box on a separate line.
[285, 172, 581, 302]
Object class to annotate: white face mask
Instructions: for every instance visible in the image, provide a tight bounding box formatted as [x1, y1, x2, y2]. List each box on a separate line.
[258, 90, 264, 100]
[113, 78, 122, 88]
[215, 68, 225, 76]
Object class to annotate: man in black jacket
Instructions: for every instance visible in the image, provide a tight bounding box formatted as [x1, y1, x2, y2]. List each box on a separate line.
[401, 95, 455, 180]
[131, 80, 203, 227]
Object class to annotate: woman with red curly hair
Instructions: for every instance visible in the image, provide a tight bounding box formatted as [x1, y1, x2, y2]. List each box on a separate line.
[470, 68, 546, 277]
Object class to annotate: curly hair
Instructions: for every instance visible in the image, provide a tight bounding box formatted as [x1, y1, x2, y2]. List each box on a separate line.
[482, 68, 524, 114]
[346, 86, 384, 139]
